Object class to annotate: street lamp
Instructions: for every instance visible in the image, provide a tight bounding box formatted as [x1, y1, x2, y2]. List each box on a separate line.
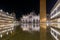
[0, 34, 2, 38]
[6, 32, 8, 35]
[0, 9, 3, 12]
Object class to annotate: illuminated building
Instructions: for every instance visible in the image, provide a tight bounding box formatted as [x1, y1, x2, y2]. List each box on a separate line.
[0, 10, 16, 38]
[50, 0, 60, 40]
[21, 12, 40, 31]
[50, 0, 60, 28]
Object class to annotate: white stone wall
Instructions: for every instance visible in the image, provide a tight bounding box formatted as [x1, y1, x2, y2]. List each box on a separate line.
[21, 13, 40, 31]
[57, 18, 60, 28]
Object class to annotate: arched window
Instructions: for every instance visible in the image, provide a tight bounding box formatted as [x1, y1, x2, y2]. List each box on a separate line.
[29, 16, 32, 18]
[33, 24, 35, 28]
[57, 6, 60, 12]
[33, 19, 35, 24]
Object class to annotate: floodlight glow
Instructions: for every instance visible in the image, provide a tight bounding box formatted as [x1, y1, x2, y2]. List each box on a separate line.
[0, 9, 3, 12]
[10, 31, 12, 34]
[6, 12, 8, 14]
[0, 34, 2, 38]
[6, 32, 8, 35]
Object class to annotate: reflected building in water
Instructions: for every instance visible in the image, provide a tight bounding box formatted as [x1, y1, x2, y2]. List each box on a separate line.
[21, 12, 40, 31]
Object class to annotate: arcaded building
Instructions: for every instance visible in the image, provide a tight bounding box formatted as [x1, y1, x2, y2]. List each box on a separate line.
[50, 0, 60, 40]
[50, 0, 60, 29]
[21, 12, 40, 31]
[0, 10, 16, 37]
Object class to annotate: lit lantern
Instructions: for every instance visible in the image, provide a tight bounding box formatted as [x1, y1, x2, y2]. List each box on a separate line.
[0, 34, 2, 38]
[10, 31, 12, 34]
[6, 32, 8, 35]
[0, 9, 3, 12]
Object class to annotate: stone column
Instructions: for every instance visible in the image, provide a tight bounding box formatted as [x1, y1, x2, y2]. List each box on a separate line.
[40, 0, 46, 40]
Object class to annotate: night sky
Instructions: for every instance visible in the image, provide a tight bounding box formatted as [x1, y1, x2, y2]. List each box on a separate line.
[0, 0, 39, 20]
[46, 0, 57, 14]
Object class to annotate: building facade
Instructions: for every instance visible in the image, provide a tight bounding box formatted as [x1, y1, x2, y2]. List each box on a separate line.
[21, 12, 40, 31]
[50, 0, 60, 40]
[0, 10, 16, 37]
[50, 0, 60, 28]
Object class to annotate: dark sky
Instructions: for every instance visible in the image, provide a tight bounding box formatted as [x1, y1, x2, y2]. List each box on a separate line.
[0, 0, 39, 20]
[46, 0, 57, 14]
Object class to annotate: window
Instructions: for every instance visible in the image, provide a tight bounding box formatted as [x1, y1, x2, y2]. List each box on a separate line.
[51, 10, 56, 16]
[33, 19, 35, 24]
[57, 6, 60, 12]
[33, 24, 35, 27]
[29, 16, 32, 18]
